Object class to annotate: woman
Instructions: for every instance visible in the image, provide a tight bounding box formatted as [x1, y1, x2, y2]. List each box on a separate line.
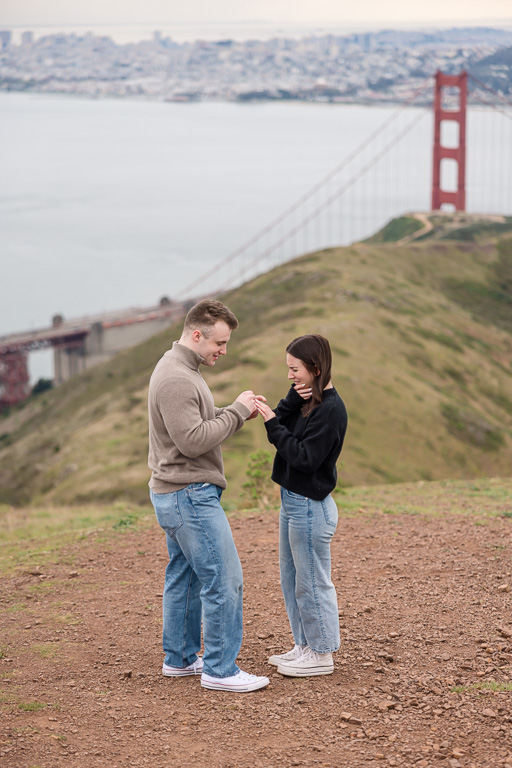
[255, 334, 348, 677]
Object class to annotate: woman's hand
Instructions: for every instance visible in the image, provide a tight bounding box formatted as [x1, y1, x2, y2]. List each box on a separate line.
[255, 400, 276, 422]
[294, 383, 312, 400]
[246, 395, 267, 420]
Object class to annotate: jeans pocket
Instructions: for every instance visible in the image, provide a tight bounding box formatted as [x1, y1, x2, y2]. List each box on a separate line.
[152, 492, 183, 536]
[284, 489, 307, 502]
[186, 483, 220, 503]
[321, 496, 339, 529]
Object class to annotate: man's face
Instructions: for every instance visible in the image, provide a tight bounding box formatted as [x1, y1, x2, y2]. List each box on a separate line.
[194, 320, 232, 367]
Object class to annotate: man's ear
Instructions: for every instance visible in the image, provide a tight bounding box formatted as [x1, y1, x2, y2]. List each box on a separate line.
[191, 329, 202, 343]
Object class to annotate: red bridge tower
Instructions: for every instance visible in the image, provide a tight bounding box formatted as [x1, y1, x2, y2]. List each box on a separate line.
[432, 70, 467, 211]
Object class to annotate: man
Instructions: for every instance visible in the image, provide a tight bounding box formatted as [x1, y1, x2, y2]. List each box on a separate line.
[148, 299, 269, 693]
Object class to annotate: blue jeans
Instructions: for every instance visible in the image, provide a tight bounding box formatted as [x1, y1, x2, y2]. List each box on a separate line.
[279, 487, 340, 653]
[150, 484, 243, 678]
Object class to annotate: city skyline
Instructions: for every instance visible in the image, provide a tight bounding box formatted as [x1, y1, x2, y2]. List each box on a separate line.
[2, 0, 512, 32]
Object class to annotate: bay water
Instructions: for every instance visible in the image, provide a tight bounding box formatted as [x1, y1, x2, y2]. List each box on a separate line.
[1, 92, 509, 381]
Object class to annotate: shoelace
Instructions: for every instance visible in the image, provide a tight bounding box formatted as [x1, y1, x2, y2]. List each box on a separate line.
[237, 671, 259, 682]
[297, 647, 319, 662]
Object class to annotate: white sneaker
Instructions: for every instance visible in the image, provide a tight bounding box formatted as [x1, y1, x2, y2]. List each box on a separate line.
[162, 657, 204, 677]
[201, 669, 270, 692]
[277, 647, 334, 677]
[268, 644, 307, 667]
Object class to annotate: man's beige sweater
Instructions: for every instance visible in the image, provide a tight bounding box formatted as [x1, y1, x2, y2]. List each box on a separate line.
[148, 341, 250, 493]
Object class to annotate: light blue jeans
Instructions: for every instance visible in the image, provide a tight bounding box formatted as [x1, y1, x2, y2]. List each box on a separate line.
[279, 487, 340, 654]
[150, 484, 243, 678]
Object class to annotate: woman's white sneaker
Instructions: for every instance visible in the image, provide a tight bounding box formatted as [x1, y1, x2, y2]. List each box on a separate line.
[268, 644, 307, 667]
[201, 669, 270, 692]
[277, 648, 334, 677]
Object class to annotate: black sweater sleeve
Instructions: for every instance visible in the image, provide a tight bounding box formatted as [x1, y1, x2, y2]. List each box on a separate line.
[264, 408, 338, 474]
[273, 386, 304, 425]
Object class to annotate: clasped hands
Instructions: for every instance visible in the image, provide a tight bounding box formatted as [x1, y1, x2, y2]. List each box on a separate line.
[236, 383, 312, 423]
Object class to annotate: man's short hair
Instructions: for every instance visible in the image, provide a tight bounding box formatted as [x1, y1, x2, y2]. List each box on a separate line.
[183, 299, 239, 336]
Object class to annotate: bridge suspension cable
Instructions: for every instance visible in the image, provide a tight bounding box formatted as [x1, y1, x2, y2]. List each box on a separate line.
[177, 79, 433, 299]
[465, 74, 512, 216]
[468, 74, 512, 114]
[224, 109, 430, 293]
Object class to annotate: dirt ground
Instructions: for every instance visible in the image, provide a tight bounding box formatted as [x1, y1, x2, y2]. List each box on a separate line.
[1, 506, 512, 768]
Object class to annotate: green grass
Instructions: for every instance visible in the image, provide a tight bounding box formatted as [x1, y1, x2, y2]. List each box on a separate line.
[0, 478, 510, 579]
[364, 215, 424, 243]
[0, 502, 154, 575]
[438, 217, 512, 242]
[31, 643, 61, 660]
[411, 327, 464, 352]
[440, 403, 505, 451]
[452, 681, 512, 693]
[332, 477, 512, 521]
[18, 701, 47, 712]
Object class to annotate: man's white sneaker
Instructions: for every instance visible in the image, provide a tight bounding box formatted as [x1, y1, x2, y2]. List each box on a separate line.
[201, 669, 270, 692]
[277, 648, 334, 677]
[162, 657, 204, 677]
[268, 644, 307, 667]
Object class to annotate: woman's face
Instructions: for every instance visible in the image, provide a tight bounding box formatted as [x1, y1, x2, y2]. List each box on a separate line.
[286, 353, 316, 389]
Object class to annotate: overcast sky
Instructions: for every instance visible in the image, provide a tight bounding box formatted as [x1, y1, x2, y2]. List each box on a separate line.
[2, 0, 512, 29]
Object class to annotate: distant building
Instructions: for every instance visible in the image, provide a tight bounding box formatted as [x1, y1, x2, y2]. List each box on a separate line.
[355, 33, 373, 51]
[0, 30, 11, 49]
[21, 30, 33, 46]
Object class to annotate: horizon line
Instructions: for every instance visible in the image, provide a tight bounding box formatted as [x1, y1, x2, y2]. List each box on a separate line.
[3, 19, 512, 30]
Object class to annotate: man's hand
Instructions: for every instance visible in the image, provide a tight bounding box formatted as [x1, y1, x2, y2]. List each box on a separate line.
[235, 390, 255, 411]
[236, 391, 267, 419]
[234, 390, 263, 417]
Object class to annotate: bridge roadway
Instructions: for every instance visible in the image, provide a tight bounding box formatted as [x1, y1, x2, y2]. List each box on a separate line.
[0, 299, 188, 409]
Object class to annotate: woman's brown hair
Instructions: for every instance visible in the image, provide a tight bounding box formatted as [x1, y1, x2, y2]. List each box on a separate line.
[286, 334, 332, 417]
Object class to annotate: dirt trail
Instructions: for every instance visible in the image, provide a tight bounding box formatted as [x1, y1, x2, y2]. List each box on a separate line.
[1, 509, 512, 768]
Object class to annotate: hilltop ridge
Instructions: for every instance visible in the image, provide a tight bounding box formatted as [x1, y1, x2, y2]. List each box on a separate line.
[0, 215, 511, 508]
[366, 211, 512, 245]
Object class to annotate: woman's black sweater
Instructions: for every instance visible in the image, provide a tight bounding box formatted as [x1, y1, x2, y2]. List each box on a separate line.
[264, 385, 348, 501]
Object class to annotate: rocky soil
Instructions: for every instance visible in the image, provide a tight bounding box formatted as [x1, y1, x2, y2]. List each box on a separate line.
[1, 506, 512, 768]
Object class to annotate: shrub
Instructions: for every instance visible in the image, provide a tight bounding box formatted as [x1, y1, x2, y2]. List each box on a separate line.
[242, 450, 276, 509]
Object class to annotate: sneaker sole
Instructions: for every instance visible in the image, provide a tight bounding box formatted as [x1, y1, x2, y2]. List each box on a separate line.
[201, 679, 269, 692]
[277, 665, 334, 677]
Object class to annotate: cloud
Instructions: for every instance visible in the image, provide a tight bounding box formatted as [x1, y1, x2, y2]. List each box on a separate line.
[1, 0, 511, 28]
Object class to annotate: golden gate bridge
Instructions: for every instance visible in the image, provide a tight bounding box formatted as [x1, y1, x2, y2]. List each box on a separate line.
[177, 70, 512, 299]
[1, 70, 511, 410]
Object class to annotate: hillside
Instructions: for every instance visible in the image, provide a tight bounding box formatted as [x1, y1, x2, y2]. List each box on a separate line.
[1, 215, 511, 509]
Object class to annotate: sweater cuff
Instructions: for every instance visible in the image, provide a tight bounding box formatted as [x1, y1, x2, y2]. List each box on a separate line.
[286, 386, 304, 404]
[231, 400, 251, 420]
[264, 416, 279, 433]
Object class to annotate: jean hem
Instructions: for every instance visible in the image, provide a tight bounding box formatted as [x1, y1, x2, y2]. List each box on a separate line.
[308, 645, 340, 654]
[202, 665, 240, 679]
[164, 654, 200, 667]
